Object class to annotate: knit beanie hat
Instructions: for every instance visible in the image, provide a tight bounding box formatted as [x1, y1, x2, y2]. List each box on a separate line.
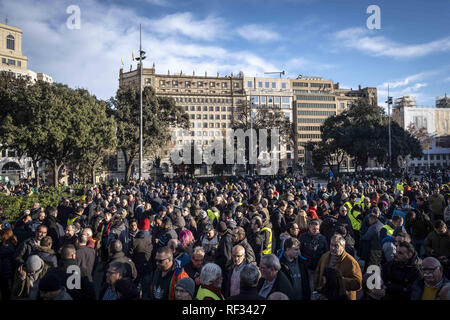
[26, 255, 44, 272]
[176, 277, 195, 298]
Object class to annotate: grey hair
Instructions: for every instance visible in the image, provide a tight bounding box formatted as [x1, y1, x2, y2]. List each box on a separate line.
[82, 227, 93, 237]
[192, 246, 205, 257]
[331, 234, 346, 247]
[261, 254, 281, 271]
[200, 263, 222, 286]
[240, 264, 260, 287]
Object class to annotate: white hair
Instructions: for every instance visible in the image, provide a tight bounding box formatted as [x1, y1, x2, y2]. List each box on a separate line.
[193, 246, 205, 257]
[200, 263, 222, 286]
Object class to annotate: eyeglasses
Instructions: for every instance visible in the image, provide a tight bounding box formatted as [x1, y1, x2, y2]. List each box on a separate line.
[420, 266, 439, 272]
[155, 257, 170, 264]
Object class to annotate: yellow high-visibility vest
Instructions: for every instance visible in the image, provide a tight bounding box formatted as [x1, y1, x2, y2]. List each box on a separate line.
[261, 227, 272, 255]
[196, 286, 223, 300]
[383, 224, 394, 236]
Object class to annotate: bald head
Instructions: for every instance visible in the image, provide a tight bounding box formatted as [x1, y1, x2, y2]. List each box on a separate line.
[421, 257, 443, 287]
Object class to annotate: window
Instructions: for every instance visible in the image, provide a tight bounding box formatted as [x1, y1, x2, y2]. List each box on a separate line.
[198, 81, 203, 87]
[282, 83, 287, 89]
[216, 115, 220, 120]
[258, 82, 263, 88]
[7, 59, 15, 66]
[430, 155, 434, 161]
[293, 82, 308, 87]
[159, 80, 165, 86]
[260, 96, 266, 104]
[310, 83, 331, 88]
[173, 80, 178, 87]
[251, 96, 259, 105]
[436, 155, 440, 160]
[6, 35, 14, 50]
[216, 106, 220, 111]
[222, 123, 226, 128]
[268, 96, 273, 104]
[1, 58, 5, 64]
[1, 150, 6, 157]
[228, 107, 232, 111]
[222, 107, 226, 111]
[265, 82, 269, 88]
[341, 103, 345, 108]
[209, 106, 214, 111]
[190, 114, 195, 119]
[185, 81, 191, 87]
[17, 61, 21, 67]
[272, 82, 276, 88]
[274, 97, 280, 104]
[222, 115, 226, 119]
[196, 115, 201, 119]
[282, 97, 290, 103]
[8, 150, 16, 157]
[145, 78, 151, 85]
[197, 106, 201, 111]
[296, 95, 335, 101]
[247, 81, 252, 88]
[203, 106, 208, 111]
[222, 82, 228, 88]
[209, 115, 214, 120]
[190, 106, 195, 111]
[210, 82, 215, 87]
[203, 123, 208, 128]
[234, 83, 239, 88]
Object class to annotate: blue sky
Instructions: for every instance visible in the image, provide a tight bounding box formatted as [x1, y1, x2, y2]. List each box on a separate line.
[2, 0, 449, 109]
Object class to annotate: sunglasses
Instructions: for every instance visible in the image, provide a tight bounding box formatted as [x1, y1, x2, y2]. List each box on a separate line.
[155, 257, 170, 264]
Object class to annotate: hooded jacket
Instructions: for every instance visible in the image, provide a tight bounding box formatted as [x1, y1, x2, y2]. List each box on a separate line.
[299, 232, 328, 271]
[279, 252, 311, 300]
[381, 251, 422, 300]
[32, 245, 58, 268]
[129, 230, 153, 275]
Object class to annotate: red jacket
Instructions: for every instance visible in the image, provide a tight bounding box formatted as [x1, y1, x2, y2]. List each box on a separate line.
[307, 206, 320, 220]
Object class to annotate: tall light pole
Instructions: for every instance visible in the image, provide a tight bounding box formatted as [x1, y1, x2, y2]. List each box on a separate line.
[135, 24, 146, 180]
[386, 85, 393, 180]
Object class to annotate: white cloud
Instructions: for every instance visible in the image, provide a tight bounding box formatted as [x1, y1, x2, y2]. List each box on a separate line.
[237, 24, 281, 42]
[0, 0, 281, 100]
[334, 27, 450, 59]
[146, 12, 228, 41]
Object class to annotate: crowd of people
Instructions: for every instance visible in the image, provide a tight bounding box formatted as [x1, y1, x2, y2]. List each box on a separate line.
[0, 170, 449, 301]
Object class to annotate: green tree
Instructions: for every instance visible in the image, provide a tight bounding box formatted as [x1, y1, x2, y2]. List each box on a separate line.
[232, 101, 295, 174]
[108, 85, 189, 181]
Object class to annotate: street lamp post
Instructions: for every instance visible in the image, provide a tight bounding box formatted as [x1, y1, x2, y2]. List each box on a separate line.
[386, 85, 393, 180]
[135, 24, 146, 181]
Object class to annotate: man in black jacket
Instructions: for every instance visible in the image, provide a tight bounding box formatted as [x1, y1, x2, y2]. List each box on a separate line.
[279, 237, 311, 300]
[215, 222, 233, 271]
[48, 244, 96, 300]
[76, 233, 96, 277]
[13, 225, 47, 268]
[42, 207, 65, 253]
[381, 241, 422, 300]
[231, 227, 256, 265]
[257, 253, 294, 299]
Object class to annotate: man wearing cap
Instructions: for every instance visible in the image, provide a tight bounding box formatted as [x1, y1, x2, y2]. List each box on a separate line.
[11, 255, 50, 299]
[129, 219, 153, 293]
[175, 277, 196, 300]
